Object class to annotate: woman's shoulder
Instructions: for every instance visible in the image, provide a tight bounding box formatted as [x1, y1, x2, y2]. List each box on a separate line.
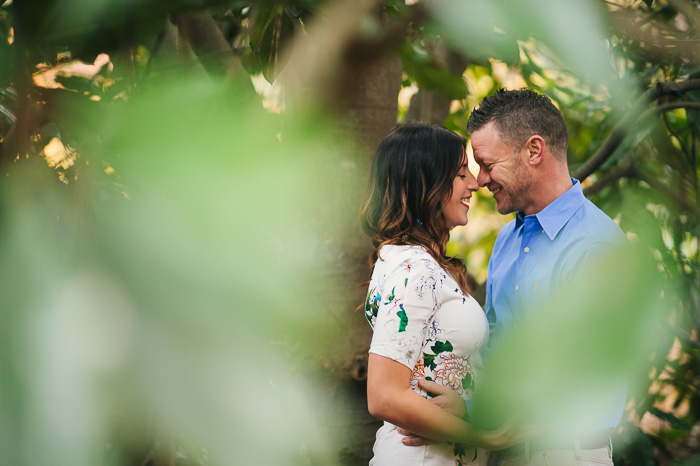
[377, 244, 435, 265]
[376, 245, 445, 283]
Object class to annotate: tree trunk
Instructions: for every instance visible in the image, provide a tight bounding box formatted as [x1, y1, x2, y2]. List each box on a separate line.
[405, 42, 468, 125]
[325, 50, 403, 465]
[280, 1, 404, 462]
[172, 2, 404, 462]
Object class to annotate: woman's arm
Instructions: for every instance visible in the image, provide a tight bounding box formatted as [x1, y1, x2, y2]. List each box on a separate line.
[368, 354, 533, 449]
[367, 353, 471, 443]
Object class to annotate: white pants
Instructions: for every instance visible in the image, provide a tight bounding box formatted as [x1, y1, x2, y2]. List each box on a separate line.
[488, 445, 613, 466]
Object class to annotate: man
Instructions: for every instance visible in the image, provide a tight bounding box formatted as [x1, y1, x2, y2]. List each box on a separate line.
[403, 89, 627, 465]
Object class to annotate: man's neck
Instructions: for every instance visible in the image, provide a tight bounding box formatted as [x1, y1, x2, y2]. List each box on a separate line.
[523, 171, 573, 216]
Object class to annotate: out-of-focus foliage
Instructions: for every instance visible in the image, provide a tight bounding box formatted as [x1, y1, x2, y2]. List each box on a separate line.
[473, 242, 667, 431]
[1, 71, 349, 466]
[0, 1, 361, 465]
[2, 0, 700, 464]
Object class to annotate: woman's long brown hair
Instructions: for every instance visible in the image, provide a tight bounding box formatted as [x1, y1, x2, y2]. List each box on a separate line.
[359, 122, 470, 294]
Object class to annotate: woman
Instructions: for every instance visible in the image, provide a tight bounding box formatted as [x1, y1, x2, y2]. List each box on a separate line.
[360, 123, 524, 465]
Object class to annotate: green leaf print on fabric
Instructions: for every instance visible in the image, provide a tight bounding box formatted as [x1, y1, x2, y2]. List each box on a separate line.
[425, 340, 453, 370]
[453, 442, 478, 465]
[386, 286, 396, 303]
[364, 289, 380, 323]
[423, 353, 435, 370]
[431, 340, 453, 355]
[397, 304, 408, 332]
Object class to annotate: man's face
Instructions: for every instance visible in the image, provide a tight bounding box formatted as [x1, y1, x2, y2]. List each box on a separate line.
[471, 122, 533, 215]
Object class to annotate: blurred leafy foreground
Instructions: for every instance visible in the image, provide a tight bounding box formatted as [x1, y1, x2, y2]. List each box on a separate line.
[0, 78, 678, 465]
[0, 76, 350, 465]
[473, 241, 669, 435]
[1, 0, 699, 464]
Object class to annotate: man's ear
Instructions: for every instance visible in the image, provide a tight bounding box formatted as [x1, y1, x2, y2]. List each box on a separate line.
[526, 135, 545, 166]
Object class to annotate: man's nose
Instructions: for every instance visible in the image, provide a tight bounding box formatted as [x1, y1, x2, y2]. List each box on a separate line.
[477, 169, 489, 187]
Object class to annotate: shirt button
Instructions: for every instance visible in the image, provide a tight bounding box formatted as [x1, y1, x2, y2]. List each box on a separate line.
[515, 285, 519, 291]
[524, 247, 530, 253]
[542, 229, 545, 233]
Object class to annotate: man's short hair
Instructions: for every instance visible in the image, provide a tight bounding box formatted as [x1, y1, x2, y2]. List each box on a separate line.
[467, 88, 569, 158]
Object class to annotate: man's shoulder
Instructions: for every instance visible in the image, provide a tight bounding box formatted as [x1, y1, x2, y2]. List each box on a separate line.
[573, 198, 627, 245]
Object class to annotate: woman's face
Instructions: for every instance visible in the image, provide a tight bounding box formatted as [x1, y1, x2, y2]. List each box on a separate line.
[443, 149, 479, 229]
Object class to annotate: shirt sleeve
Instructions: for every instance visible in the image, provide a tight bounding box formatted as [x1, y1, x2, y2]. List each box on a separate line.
[368, 257, 442, 370]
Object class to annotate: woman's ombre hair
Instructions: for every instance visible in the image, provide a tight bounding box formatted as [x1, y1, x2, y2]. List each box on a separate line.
[360, 122, 470, 294]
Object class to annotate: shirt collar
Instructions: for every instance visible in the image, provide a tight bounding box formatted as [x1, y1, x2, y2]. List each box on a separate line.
[514, 178, 585, 240]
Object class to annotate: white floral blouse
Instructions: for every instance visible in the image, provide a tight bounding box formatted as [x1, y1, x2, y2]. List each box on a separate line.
[365, 245, 489, 466]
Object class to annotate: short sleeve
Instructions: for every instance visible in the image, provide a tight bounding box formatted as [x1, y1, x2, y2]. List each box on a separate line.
[368, 257, 443, 370]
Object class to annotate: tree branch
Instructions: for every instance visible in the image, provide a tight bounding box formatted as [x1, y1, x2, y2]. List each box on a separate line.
[582, 160, 635, 197]
[282, 0, 425, 111]
[583, 157, 698, 216]
[641, 101, 700, 118]
[175, 12, 255, 92]
[573, 79, 700, 181]
[0, 0, 30, 167]
[652, 79, 700, 98]
[634, 168, 699, 216]
[342, 3, 428, 65]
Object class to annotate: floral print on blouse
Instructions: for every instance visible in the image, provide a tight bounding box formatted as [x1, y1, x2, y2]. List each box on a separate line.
[366, 245, 489, 466]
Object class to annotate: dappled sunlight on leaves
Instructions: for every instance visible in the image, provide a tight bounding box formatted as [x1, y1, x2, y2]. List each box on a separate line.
[42, 137, 77, 170]
[33, 53, 113, 91]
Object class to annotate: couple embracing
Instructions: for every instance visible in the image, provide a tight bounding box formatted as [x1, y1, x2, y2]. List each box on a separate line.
[361, 89, 626, 466]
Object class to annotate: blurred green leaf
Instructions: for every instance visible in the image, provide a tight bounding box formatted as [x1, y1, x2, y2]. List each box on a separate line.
[471, 244, 668, 433]
[249, 5, 295, 83]
[0, 73, 350, 465]
[399, 42, 467, 99]
[24, 0, 178, 59]
[615, 424, 656, 466]
[648, 407, 691, 430]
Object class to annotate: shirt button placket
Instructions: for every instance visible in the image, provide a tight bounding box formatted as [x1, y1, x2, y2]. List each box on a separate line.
[519, 217, 541, 307]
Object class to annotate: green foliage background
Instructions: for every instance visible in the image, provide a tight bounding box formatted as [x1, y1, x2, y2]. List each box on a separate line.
[1, 0, 699, 465]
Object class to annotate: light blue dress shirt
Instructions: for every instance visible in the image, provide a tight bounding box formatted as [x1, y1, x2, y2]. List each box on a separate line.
[484, 178, 628, 430]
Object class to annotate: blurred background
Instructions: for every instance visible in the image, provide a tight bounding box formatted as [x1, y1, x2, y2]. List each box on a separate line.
[0, 0, 699, 464]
